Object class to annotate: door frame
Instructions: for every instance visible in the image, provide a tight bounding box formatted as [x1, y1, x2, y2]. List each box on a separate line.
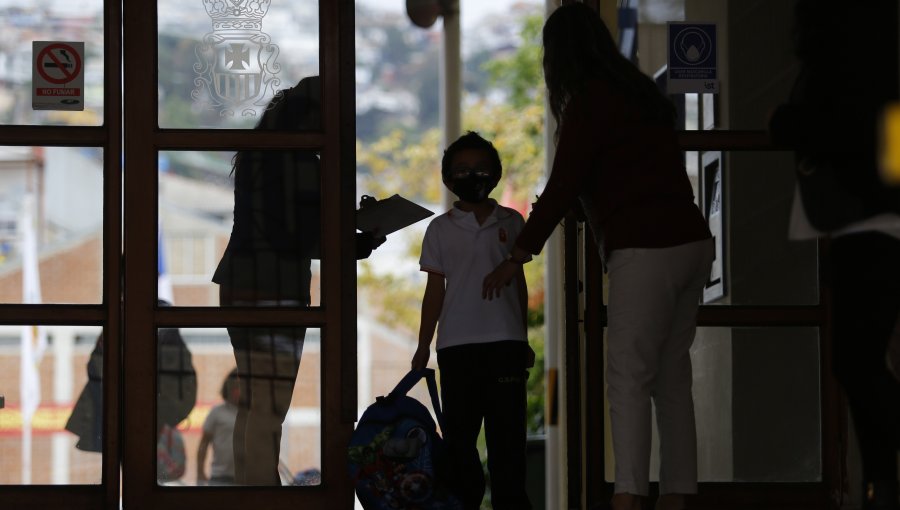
[568, 130, 844, 508]
[121, 0, 358, 508]
[0, 0, 122, 507]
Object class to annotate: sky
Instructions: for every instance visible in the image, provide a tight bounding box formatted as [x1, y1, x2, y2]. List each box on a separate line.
[358, 0, 543, 30]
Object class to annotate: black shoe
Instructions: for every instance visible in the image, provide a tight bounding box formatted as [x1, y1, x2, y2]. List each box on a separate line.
[862, 480, 899, 510]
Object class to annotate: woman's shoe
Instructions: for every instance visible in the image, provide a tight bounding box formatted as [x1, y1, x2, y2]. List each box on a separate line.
[862, 480, 899, 510]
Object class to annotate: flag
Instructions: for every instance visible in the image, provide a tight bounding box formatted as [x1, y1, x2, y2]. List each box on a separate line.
[617, 0, 639, 62]
[158, 217, 174, 304]
[20, 192, 47, 484]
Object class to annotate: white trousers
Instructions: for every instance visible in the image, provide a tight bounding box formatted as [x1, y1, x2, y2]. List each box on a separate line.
[606, 238, 714, 496]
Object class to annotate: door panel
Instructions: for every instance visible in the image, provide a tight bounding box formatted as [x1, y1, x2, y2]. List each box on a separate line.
[124, 0, 356, 507]
[0, 0, 121, 507]
[578, 2, 840, 509]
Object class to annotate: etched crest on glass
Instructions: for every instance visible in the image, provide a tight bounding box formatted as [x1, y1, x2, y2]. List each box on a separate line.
[193, 0, 281, 116]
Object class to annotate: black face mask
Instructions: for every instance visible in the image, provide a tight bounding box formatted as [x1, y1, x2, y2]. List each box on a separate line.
[451, 173, 496, 203]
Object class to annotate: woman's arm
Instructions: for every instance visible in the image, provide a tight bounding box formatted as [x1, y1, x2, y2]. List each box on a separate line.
[515, 93, 603, 255]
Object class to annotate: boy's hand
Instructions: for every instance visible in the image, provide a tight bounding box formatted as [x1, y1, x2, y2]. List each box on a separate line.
[482, 260, 518, 300]
[411, 344, 431, 371]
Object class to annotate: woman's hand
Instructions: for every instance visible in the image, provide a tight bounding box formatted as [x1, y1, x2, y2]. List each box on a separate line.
[411, 344, 431, 371]
[482, 260, 520, 300]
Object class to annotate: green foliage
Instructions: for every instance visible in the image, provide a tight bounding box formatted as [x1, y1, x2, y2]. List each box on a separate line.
[482, 13, 545, 109]
[357, 128, 445, 205]
[525, 327, 546, 433]
[462, 99, 544, 205]
[357, 259, 427, 337]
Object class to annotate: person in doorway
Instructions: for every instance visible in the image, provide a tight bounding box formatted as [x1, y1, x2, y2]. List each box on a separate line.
[197, 368, 240, 485]
[769, 2, 900, 508]
[482, 5, 712, 510]
[412, 131, 535, 510]
[66, 298, 197, 463]
[213, 76, 383, 485]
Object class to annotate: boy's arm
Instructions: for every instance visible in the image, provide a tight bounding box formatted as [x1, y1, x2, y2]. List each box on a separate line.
[517, 267, 536, 368]
[412, 272, 445, 370]
[517, 266, 528, 331]
[196, 430, 213, 483]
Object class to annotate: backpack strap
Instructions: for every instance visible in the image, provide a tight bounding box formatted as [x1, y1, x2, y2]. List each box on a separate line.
[387, 368, 446, 430]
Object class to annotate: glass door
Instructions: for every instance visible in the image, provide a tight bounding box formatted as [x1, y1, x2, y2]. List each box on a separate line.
[0, 0, 121, 508]
[123, 0, 358, 508]
[570, 1, 843, 509]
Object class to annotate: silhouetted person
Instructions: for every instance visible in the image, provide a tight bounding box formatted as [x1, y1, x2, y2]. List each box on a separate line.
[213, 76, 381, 485]
[197, 368, 240, 485]
[65, 299, 197, 486]
[770, 2, 900, 509]
[482, 5, 712, 510]
[412, 132, 534, 510]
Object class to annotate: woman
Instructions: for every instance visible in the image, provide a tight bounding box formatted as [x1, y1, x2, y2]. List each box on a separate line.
[213, 76, 323, 485]
[482, 5, 712, 510]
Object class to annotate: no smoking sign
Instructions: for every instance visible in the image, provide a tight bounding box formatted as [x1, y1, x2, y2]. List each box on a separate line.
[33, 41, 85, 111]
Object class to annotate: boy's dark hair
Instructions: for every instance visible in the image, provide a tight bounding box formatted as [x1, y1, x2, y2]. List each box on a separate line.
[440, 131, 502, 182]
[220, 368, 240, 401]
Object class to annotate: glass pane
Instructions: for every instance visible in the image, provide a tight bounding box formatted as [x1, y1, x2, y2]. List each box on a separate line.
[0, 3, 104, 126]
[619, 0, 799, 131]
[0, 146, 103, 304]
[158, 0, 320, 129]
[156, 327, 321, 486]
[603, 327, 822, 483]
[602, 150, 818, 305]
[0, 324, 104, 484]
[158, 150, 322, 307]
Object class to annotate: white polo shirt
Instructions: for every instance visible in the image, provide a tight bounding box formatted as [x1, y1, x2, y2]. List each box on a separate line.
[419, 200, 530, 350]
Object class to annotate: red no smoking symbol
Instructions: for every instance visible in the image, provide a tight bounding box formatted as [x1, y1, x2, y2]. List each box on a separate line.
[37, 43, 82, 85]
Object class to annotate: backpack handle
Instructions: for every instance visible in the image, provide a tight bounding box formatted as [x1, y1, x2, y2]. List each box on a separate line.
[387, 368, 445, 430]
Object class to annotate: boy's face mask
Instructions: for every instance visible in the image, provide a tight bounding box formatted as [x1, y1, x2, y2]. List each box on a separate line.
[448, 167, 497, 203]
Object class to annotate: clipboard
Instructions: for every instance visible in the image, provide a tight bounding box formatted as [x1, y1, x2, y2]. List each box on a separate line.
[356, 194, 434, 236]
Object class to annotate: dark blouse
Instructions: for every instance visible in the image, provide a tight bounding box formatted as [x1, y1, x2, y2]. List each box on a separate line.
[515, 78, 710, 257]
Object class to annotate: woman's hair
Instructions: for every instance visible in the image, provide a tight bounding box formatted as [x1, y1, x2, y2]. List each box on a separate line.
[440, 131, 502, 182]
[231, 76, 321, 176]
[542, 3, 675, 129]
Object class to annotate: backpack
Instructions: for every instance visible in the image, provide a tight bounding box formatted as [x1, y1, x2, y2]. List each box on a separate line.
[157, 300, 197, 429]
[348, 369, 463, 510]
[156, 423, 187, 482]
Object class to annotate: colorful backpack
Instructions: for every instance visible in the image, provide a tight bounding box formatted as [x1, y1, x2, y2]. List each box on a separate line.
[156, 423, 186, 482]
[348, 369, 463, 510]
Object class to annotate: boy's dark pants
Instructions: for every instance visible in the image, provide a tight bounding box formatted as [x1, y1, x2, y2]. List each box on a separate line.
[437, 340, 532, 510]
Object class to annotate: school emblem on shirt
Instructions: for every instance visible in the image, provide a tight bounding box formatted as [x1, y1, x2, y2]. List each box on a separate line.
[498, 228, 508, 243]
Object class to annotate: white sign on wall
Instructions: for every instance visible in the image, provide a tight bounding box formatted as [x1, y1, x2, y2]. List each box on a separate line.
[32, 41, 85, 111]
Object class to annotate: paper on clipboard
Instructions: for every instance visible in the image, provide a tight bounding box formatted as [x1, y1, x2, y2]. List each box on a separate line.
[356, 194, 434, 236]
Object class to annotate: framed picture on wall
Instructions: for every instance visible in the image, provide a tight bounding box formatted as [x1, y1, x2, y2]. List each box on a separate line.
[701, 150, 725, 303]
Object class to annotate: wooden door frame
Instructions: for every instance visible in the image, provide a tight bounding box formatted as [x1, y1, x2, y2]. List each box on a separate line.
[119, 0, 358, 508]
[0, 0, 122, 507]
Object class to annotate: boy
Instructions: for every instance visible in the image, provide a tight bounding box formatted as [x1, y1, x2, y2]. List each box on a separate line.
[411, 131, 534, 510]
[197, 369, 240, 485]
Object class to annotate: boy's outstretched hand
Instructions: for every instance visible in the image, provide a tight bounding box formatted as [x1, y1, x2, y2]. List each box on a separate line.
[482, 260, 519, 300]
[411, 344, 431, 371]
